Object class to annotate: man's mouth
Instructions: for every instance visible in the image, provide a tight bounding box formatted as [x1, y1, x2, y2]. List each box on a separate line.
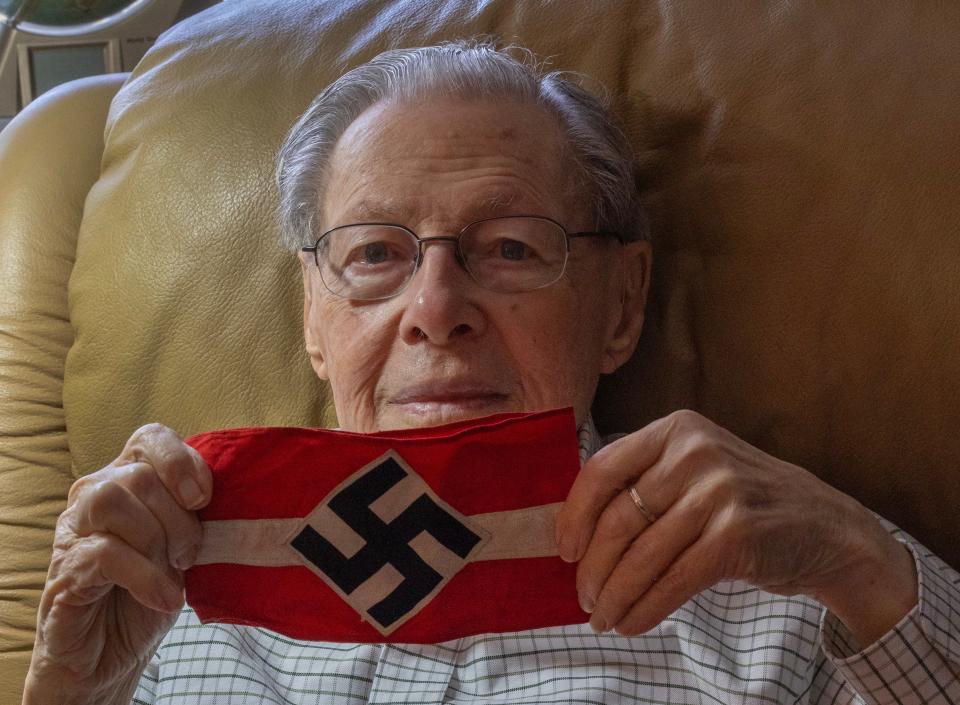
[388, 382, 510, 420]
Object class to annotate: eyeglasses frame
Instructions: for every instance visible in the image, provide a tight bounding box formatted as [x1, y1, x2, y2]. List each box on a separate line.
[300, 214, 624, 301]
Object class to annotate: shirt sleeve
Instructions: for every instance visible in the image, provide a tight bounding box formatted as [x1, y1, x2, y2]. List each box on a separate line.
[816, 517, 960, 705]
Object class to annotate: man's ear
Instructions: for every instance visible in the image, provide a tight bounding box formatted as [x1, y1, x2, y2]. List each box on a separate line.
[600, 240, 652, 374]
[300, 252, 329, 380]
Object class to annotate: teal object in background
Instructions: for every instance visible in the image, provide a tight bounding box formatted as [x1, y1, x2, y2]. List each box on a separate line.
[0, 0, 186, 134]
[0, 0, 130, 27]
[0, 1, 133, 26]
[0, 0, 151, 32]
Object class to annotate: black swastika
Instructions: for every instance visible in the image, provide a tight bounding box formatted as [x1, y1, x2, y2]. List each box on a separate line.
[290, 456, 482, 629]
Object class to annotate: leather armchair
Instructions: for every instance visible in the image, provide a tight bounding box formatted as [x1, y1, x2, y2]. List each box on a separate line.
[2, 1, 959, 702]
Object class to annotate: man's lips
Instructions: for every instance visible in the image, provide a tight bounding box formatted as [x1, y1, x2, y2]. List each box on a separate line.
[388, 382, 508, 407]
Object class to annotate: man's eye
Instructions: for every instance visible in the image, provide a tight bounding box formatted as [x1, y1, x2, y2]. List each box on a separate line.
[499, 239, 530, 261]
[359, 241, 391, 264]
[344, 241, 401, 266]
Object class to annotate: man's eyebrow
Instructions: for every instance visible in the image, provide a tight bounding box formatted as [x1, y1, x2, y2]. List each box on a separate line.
[342, 199, 414, 224]
[341, 192, 531, 226]
[476, 192, 521, 216]
[461, 192, 533, 221]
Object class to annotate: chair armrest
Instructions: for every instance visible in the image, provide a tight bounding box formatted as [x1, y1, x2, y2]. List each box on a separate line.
[0, 71, 127, 705]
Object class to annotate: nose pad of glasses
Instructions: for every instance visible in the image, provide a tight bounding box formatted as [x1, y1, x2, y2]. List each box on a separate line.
[414, 236, 470, 273]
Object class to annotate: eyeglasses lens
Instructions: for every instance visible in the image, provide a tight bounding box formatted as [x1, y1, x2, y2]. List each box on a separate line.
[316, 217, 568, 300]
[460, 218, 567, 293]
[319, 225, 418, 300]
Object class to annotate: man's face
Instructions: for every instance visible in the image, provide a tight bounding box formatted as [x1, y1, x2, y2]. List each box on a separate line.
[301, 97, 649, 432]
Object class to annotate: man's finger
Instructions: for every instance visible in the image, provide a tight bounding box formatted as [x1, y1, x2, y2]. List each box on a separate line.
[70, 458, 205, 573]
[118, 423, 212, 511]
[72, 479, 167, 561]
[575, 488, 658, 612]
[555, 414, 675, 562]
[609, 537, 721, 637]
[587, 492, 709, 632]
[55, 533, 184, 615]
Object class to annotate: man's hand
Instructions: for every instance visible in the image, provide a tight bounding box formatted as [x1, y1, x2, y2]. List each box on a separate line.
[555, 410, 919, 647]
[23, 424, 212, 705]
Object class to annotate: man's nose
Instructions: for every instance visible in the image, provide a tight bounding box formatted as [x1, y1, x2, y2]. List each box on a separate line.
[398, 241, 485, 346]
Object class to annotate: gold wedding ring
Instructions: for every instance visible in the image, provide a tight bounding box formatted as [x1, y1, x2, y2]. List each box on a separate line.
[628, 486, 658, 524]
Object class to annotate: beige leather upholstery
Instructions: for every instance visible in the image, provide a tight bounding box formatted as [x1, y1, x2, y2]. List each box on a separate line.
[0, 73, 128, 698]
[2, 1, 959, 702]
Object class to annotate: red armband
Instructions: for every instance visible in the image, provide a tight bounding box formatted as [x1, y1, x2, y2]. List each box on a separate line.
[184, 408, 587, 643]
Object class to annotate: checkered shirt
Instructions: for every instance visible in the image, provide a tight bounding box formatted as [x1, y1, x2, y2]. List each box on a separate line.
[133, 418, 960, 704]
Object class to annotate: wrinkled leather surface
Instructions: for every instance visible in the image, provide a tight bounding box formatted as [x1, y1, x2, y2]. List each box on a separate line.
[0, 73, 126, 701]
[3, 0, 960, 702]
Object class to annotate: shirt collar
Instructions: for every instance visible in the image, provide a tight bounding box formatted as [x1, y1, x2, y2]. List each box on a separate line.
[577, 415, 602, 464]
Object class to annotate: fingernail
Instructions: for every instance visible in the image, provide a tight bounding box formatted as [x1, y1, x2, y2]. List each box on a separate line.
[579, 593, 595, 614]
[178, 476, 204, 509]
[173, 544, 199, 572]
[153, 584, 182, 613]
[590, 615, 608, 633]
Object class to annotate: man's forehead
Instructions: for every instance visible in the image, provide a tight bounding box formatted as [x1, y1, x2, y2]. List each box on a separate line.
[322, 98, 582, 228]
[336, 98, 556, 157]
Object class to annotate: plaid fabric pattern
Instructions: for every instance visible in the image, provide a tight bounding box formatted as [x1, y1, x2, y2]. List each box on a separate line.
[133, 420, 960, 704]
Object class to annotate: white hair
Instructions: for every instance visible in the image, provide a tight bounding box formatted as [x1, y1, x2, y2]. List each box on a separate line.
[276, 39, 648, 251]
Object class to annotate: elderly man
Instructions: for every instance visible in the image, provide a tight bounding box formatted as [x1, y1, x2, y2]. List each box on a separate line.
[23, 42, 960, 705]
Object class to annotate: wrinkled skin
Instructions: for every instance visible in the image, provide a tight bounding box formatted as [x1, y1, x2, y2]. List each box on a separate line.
[555, 409, 918, 644]
[24, 424, 211, 704]
[301, 98, 649, 431]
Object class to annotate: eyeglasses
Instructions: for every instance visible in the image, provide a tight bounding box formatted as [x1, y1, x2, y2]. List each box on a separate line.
[301, 215, 622, 301]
